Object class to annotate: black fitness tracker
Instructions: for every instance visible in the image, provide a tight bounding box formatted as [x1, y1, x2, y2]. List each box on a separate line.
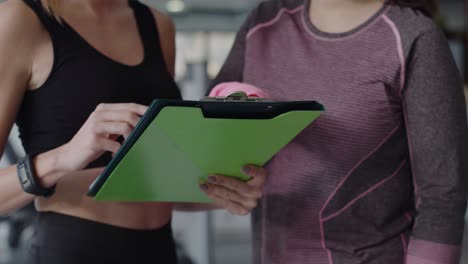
[17, 155, 55, 198]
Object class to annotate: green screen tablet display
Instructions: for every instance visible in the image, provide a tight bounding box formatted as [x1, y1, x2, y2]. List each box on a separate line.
[88, 99, 324, 203]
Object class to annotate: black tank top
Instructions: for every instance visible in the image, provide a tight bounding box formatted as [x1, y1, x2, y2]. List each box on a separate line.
[16, 0, 181, 167]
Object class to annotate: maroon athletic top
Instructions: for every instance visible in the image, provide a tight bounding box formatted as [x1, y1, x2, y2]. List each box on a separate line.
[211, 0, 468, 263]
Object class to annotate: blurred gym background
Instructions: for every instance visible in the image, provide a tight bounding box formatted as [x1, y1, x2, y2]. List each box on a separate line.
[0, 0, 466, 263]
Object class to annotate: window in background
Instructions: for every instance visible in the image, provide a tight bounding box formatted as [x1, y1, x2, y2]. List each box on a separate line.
[174, 32, 236, 99]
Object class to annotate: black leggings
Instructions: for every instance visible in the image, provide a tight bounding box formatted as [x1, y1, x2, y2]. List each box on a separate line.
[22, 212, 178, 264]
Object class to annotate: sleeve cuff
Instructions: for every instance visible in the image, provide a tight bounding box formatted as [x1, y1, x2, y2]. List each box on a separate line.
[407, 238, 461, 264]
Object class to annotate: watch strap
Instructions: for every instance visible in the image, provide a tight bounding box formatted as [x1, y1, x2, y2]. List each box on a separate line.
[17, 155, 55, 198]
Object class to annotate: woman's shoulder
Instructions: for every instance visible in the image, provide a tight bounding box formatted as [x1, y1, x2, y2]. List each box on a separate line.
[0, 0, 45, 59]
[146, 6, 176, 75]
[147, 7, 175, 39]
[255, 0, 304, 11]
[0, 0, 44, 44]
[0, 0, 43, 28]
[240, 0, 304, 32]
[384, 4, 442, 45]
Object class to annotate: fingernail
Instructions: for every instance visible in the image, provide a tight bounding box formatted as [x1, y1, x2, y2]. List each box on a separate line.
[199, 184, 208, 191]
[208, 176, 217, 183]
[242, 166, 251, 174]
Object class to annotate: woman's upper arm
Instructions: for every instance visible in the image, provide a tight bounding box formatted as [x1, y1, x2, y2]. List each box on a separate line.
[150, 9, 176, 78]
[403, 26, 468, 252]
[0, 1, 38, 154]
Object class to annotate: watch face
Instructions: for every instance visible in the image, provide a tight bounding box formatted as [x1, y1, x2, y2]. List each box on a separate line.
[23, 178, 32, 189]
[18, 170, 28, 184]
[18, 162, 32, 188]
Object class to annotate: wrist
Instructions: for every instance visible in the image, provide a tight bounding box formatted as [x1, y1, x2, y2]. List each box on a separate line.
[32, 146, 71, 188]
[53, 143, 75, 172]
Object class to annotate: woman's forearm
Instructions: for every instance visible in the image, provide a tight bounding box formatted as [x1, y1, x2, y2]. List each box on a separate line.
[0, 146, 70, 215]
[0, 164, 34, 215]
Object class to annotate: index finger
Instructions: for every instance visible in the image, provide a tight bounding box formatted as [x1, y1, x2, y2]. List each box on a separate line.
[95, 103, 148, 116]
[242, 165, 267, 188]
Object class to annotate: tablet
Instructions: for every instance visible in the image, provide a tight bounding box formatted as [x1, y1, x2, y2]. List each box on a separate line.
[87, 98, 324, 202]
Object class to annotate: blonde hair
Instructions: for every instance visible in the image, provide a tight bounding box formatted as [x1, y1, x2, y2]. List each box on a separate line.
[39, 0, 61, 20]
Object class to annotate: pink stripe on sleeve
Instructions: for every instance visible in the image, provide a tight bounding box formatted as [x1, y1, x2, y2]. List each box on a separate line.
[407, 238, 461, 264]
[246, 6, 305, 39]
[382, 14, 406, 96]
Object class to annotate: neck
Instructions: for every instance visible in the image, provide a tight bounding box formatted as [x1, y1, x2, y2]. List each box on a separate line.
[66, 0, 128, 16]
[310, 0, 386, 10]
[308, 0, 386, 34]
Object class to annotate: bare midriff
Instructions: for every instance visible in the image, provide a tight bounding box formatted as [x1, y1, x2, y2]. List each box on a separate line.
[35, 168, 172, 230]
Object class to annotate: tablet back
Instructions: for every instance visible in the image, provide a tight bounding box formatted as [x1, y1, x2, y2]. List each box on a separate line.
[92, 103, 323, 202]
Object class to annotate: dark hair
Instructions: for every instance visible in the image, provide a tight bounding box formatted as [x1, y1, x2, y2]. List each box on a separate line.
[394, 0, 438, 17]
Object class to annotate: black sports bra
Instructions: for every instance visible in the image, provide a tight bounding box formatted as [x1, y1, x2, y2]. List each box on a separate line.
[16, 0, 181, 167]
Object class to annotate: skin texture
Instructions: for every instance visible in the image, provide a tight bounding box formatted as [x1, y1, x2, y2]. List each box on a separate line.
[309, 0, 386, 34]
[0, 0, 265, 230]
